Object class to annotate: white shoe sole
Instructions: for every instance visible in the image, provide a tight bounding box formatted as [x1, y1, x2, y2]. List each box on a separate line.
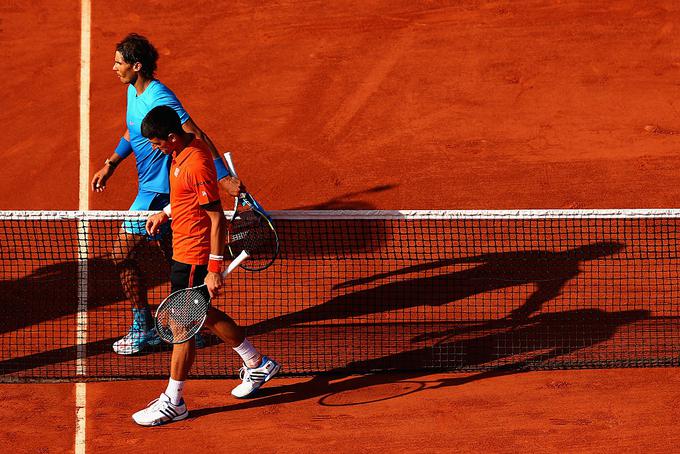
[132, 408, 189, 427]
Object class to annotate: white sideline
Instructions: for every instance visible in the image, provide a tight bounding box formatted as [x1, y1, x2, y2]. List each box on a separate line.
[79, 0, 91, 213]
[75, 382, 87, 453]
[76, 0, 91, 453]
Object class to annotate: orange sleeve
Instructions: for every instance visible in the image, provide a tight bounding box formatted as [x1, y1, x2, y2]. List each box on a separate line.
[187, 156, 221, 206]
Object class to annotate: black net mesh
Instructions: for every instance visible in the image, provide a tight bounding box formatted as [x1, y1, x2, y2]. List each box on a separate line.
[1, 210, 678, 381]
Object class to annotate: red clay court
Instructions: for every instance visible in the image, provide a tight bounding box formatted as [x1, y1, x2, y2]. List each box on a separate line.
[3, 1, 680, 453]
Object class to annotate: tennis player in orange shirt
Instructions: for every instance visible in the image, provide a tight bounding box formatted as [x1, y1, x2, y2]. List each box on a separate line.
[131, 105, 280, 426]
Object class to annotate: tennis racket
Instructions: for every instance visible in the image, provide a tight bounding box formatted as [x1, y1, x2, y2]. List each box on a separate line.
[223, 152, 279, 271]
[154, 250, 249, 344]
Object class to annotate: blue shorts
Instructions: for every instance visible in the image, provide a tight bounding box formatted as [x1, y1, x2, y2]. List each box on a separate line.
[122, 190, 171, 238]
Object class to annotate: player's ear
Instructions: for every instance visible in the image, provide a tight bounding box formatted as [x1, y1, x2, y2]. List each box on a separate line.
[168, 133, 178, 143]
[132, 62, 142, 72]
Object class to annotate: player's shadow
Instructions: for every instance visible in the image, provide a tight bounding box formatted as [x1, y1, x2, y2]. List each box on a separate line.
[188, 307, 652, 419]
[0, 243, 170, 335]
[247, 241, 625, 336]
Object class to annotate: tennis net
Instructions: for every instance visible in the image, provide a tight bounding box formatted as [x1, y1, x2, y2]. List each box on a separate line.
[1, 209, 678, 381]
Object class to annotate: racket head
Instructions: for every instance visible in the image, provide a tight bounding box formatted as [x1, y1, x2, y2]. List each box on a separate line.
[154, 285, 210, 344]
[227, 198, 279, 271]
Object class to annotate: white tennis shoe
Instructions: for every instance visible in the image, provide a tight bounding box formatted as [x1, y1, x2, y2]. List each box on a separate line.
[113, 327, 161, 355]
[132, 393, 188, 427]
[231, 356, 281, 398]
[113, 328, 205, 355]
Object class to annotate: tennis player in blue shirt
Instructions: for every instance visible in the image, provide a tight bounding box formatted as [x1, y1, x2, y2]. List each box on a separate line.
[91, 33, 241, 355]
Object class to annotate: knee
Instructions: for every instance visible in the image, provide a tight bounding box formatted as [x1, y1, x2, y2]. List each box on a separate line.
[203, 308, 224, 329]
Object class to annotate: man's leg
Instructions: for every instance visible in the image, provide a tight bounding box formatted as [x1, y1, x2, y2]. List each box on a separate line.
[131, 338, 193, 427]
[170, 338, 196, 381]
[113, 191, 170, 355]
[203, 308, 246, 350]
[132, 259, 199, 427]
[204, 307, 281, 398]
[111, 231, 148, 309]
[111, 230, 161, 354]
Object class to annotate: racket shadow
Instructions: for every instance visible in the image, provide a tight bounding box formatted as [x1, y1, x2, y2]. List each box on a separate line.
[186, 368, 513, 420]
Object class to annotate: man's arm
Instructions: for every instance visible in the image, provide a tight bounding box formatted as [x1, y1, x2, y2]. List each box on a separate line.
[91, 130, 132, 192]
[182, 118, 219, 159]
[203, 201, 227, 297]
[182, 118, 242, 196]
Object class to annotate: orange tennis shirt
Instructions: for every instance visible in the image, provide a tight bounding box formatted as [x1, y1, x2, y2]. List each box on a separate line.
[169, 138, 221, 265]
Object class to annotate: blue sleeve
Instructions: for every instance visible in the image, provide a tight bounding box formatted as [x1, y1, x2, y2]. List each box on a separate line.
[114, 137, 133, 159]
[151, 83, 190, 124]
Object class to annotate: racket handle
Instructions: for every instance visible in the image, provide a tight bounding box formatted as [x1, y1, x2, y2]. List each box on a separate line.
[223, 250, 249, 277]
[223, 152, 238, 178]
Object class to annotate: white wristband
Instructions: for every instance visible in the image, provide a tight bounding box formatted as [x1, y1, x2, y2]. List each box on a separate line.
[162, 204, 171, 216]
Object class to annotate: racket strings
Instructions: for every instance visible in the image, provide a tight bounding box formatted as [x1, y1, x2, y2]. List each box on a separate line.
[155, 287, 210, 343]
[229, 210, 278, 268]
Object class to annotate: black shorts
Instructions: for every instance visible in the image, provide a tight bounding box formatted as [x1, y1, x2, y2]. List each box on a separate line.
[170, 261, 208, 293]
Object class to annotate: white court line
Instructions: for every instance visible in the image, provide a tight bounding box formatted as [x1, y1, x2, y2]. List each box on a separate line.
[76, 0, 91, 453]
[79, 0, 91, 211]
[75, 382, 87, 453]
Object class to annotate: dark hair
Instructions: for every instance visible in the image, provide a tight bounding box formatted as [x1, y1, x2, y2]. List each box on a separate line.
[116, 33, 158, 79]
[142, 106, 183, 139]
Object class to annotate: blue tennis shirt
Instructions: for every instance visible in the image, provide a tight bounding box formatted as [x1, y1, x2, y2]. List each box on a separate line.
[122, 80, 189, 193]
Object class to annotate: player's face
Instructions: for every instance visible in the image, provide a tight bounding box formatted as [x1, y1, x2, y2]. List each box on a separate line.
[149, 137, 173, 155]
[149, 133, 181, 155]
[113, 51, 138, 84]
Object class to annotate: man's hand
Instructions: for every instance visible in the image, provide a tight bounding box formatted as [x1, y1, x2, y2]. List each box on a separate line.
[146, 212, 169, 235]
[204, 271, 222, 298]
[219, 176, 244, 198]
[91, 165, 114, 192]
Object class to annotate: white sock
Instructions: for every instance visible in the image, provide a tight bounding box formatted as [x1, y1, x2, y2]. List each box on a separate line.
[233, 338, 261, 368]
[165, 378, 185, 405]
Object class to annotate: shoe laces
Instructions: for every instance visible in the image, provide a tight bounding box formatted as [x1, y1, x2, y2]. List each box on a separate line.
[146, 398, 164, 410]
[238, 365, 252, 382]
[147, 396, 172, 411]
[121, 331, 138, 341]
